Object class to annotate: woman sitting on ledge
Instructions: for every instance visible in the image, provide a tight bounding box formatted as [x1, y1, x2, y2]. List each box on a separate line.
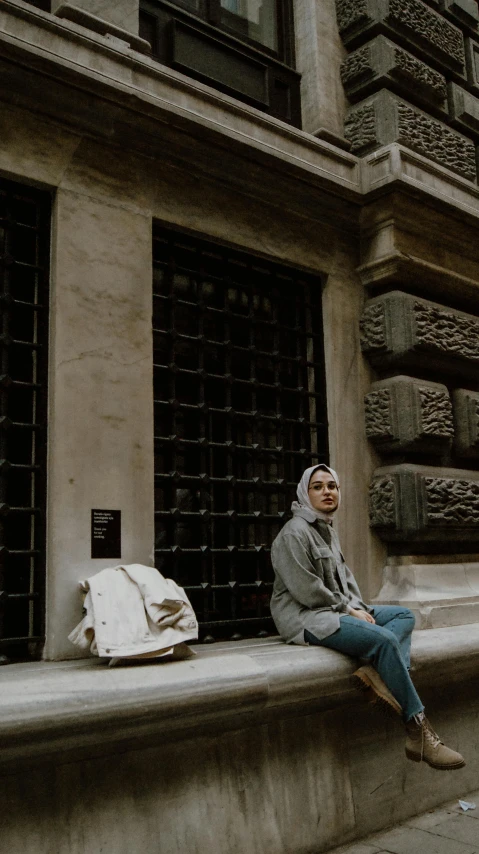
[270, 464, 465, 771]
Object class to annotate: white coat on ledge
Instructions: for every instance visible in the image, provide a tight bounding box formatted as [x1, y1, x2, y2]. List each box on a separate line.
[68, 564, 198, 662]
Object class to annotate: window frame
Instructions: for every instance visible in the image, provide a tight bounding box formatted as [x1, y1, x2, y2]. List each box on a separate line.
[140, 0, 301, 126]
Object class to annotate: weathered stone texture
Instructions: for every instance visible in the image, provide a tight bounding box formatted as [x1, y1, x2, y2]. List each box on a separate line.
[414, 300, 479, 361]
[361, 292, 479, 378]
[369, 465, 479, 541]
[365, 377, 453, 453]
[344, 103, 377, 152]
[336, 0, 370, 34]
[360, 301, 389, 352]
[365, 389, 393, 439]
[392, 46, 446, 100]
[387, 0, 465, 67]
[341, 46, 373, 87]
[369, 476, 396, 526]
[418, 387, 454, 437]
[337, 0, 465, 72]
[425, 477, 479, 525]
[396, 102, 476, 181]
[341, 38, 446, 106]
[345, 93, 475, 181]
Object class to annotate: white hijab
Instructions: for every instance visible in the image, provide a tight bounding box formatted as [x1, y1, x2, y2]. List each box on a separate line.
[292, 464, 341, 524]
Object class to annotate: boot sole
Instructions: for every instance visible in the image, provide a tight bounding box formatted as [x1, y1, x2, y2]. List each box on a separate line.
[405, 748, 466, 770]
[352, 671, 402, 717]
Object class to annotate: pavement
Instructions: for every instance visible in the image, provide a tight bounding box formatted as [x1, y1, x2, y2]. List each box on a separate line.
[328, 789, 479, 854]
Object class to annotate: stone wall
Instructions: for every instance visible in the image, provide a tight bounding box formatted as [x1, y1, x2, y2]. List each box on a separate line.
[337, 0, 479, 182]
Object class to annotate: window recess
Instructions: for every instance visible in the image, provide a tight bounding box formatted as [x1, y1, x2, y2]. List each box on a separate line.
[0, 179, 50, 664]
[140, 0, 301, 126]
[153, 225, 328, 642]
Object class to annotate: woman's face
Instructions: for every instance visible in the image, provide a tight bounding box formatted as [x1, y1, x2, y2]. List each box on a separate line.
[308, 469, 339, 514]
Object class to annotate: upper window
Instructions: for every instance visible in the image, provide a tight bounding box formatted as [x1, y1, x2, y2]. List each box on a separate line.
[140, 0, 301, 126]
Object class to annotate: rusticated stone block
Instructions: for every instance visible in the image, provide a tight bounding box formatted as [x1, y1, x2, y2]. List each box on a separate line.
[365, 376, 453, 453]
[336, 0, 465, 74]
[345, 91, 476, 181]
[369, 464, 479, 542]
[361, 290, 479, 379]
[336, 0, 371, 36]
[341, 36, 447, 110]
[448, 82, 479, 134]
[441, 0, 479, 31]
[453, 389, 479, 457]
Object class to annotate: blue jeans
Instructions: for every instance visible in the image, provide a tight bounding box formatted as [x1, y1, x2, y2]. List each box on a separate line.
[304, 606, 424, 721]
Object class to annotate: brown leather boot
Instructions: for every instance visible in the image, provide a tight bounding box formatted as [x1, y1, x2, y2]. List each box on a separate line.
[405, 715, 466, 770]
[352, 664, 402, 716]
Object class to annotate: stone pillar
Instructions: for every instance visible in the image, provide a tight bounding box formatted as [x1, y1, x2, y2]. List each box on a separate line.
[51, 0, 140, 38]
[293, 0, 350, 147]
[44, 141, 153, 659]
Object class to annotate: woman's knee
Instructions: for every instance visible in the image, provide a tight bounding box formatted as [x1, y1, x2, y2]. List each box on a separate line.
[395, 608, 416, 628]
[379, 606, 415, 627]
[374, 626, 402, 654]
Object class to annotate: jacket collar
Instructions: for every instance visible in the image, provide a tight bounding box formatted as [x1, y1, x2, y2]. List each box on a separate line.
[292, 505, 321, 524]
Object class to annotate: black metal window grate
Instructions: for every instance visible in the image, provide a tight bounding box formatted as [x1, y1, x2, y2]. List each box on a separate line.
[0, 180, 50, 663]
[153, 226, 328, 641]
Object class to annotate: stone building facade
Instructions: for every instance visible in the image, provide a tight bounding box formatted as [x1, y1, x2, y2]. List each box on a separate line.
[1, 1, 479, 852]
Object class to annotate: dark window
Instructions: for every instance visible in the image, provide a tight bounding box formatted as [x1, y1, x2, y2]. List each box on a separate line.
[153, 226, 328, 641]
[0, 180, 50, 663]
[140, 0, 301, 126]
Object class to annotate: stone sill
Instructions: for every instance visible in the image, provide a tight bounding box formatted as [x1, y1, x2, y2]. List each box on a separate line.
[2, 624, 479, 772]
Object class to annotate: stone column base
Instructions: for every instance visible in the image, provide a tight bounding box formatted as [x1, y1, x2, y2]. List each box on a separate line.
[373, 558, 479, 629]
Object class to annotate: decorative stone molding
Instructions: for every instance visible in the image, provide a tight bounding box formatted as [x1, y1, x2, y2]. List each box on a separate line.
[341, 36, 447, 110]
[343, 103, 377, 153]
[365, 376, 453, 453]
[335, 0, 371, 36]
[448, 82, 479, 134]
[365, 387, 393, 441]
[361, 291, 479, 378]
[341, 45, 373, 90]
[369, 464, 479, 542]
[336, 0, 465, 74]
[345, 91, 476, 181]
[453, 389, 479, 457]
[369, 475, 397, 527]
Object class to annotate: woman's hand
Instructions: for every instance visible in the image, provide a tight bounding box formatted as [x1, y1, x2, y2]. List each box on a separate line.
[349, 608, 375, 624]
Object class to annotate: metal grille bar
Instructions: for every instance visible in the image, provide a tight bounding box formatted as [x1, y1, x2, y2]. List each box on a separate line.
[0, 179, 50, 662]
[153, 226, 328, 641]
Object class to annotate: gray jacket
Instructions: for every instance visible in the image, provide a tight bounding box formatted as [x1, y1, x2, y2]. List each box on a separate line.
[270, 506, 369, 644]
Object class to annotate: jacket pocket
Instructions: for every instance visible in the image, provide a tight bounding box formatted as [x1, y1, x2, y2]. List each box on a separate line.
[311, 545, 333, 560]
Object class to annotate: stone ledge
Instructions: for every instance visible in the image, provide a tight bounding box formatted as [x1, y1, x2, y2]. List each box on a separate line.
[53, 4, 151, 54]
[2, 627, 479, 768]
[361, 143, 479, 216]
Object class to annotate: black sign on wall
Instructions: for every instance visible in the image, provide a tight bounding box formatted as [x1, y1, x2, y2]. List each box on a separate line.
[91, 510, 121, 559]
